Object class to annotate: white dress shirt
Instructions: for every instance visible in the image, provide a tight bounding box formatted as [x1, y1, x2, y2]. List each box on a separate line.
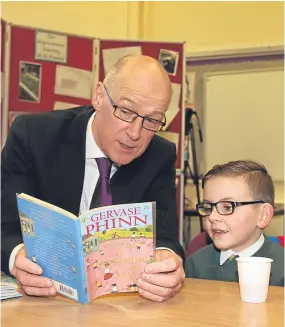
[220, 234, 265, 265]
[9, 113, 173, 272]
[79, 112, 118, 215]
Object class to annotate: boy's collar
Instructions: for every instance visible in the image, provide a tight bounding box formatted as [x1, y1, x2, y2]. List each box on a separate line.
[220, 234, 265, 265]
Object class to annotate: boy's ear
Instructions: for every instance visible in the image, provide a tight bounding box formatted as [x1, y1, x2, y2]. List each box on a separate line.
[257, 203, 274, 229]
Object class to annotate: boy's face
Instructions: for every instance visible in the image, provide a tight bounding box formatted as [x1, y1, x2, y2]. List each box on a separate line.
[203, 175, 265, 252]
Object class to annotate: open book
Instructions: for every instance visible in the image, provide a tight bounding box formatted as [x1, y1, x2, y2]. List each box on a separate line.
[16, 193, 156, 304]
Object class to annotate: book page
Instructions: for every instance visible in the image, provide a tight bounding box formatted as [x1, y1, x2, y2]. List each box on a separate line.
[80, 202, 155, 301]
[1, 274, 23, 300]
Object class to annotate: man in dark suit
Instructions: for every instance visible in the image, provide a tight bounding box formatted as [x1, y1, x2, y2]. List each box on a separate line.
[1, 55, 185, 302]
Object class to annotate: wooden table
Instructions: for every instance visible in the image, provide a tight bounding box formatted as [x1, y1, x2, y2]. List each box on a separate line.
[1, 279, 283, 327]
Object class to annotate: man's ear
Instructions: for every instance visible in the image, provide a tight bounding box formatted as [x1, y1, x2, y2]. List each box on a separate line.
[257, 203, 274, 229]
[91, 82, 104, 111]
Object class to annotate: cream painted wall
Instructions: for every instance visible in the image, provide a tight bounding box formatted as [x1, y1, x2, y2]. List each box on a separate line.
[1, 1, 141, 39]
[2, 0, 284, 240]
[2, 1, 284, 51]
[143, 1, 284, 52]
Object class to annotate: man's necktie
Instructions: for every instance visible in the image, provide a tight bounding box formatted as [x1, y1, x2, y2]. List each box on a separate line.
[89, 157, 112, 209]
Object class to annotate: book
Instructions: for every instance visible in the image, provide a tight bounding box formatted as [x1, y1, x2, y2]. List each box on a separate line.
[16, 193, 156, 304]
[1, 273, 23, 300]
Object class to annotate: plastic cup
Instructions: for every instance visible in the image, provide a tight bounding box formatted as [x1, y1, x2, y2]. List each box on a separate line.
[236, 257, 273, 303]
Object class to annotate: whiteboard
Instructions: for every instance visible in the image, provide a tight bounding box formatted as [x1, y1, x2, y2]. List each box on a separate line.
[204, 69, 284, 181]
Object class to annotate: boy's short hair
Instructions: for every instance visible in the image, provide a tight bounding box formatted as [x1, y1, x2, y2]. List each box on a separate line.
[202, 160, 275, 205]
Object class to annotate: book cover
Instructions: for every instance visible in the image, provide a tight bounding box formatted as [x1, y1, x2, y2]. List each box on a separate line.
[80, 202, 155, 301]
[17, 195, 88, 303]
[16, 194, 155, 304]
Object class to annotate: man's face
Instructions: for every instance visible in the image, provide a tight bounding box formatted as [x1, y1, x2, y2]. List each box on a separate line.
[203, 176, 264, 252]
[92, 72, 170, 165]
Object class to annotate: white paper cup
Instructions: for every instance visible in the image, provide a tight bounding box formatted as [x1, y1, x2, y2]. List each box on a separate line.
[236, 257, 273, 303]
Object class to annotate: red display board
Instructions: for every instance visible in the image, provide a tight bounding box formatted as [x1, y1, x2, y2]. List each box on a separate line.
[4, 25, 94, 139]
[98, 40, 184, 170]
[1, 19, 5, 74]
[1, 19, 7, 149]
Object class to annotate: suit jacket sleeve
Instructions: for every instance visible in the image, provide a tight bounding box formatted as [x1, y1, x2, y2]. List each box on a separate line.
[1, 116, 38, 274]
[143, 141, 185, 260]
[185, 256, 196, 277]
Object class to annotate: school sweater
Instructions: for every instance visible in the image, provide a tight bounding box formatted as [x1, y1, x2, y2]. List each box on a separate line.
[185, 238, 284, 286]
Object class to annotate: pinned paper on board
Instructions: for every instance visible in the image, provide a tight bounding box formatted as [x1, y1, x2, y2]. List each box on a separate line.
[102, 46, 142, 75]
[54, 101, 79, 110]
[54, 65, 93, 100]
[18, 62, 42, 103]
[156, 131, 180, 153]
[185, 72, 196, 105]
[164, 83, 181, 130]
[158, 49, 179, 76]
[35, 31, 67, 64]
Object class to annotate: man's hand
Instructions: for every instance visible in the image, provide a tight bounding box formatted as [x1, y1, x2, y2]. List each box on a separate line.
[11, 248, 56, 297]
[137, 249, 185, 302]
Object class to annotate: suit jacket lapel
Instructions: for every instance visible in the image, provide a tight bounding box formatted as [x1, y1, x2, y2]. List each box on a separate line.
[56, 108, 94, 215]
[111, 156, 145, 205]
[111, 165, 131, 205]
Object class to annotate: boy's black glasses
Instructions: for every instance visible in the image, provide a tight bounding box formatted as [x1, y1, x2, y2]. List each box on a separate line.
[196, 200, 265, 216]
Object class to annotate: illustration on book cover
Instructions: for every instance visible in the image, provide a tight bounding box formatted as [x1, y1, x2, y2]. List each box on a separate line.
[81, 203, 154, 299]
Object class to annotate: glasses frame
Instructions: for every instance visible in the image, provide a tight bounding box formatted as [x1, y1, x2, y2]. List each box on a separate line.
[196, 200, 265, 217]
[103, 85, 166, 132]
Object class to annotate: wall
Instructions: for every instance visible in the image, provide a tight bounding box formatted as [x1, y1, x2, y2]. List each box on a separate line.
[1, 1, 141, 39]
[2, 1, 284, 240]
[2, 1, 284, 52]
[142, 1, 284, 52]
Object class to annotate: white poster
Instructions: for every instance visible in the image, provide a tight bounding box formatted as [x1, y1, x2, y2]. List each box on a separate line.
[54, 65, 93, 100]
[54, 101, 79, 110]
[35, 31, 67, 63]
[164, 83, 181, 130]
[185, 72, 196, 105]
[102, 46, 142, 75]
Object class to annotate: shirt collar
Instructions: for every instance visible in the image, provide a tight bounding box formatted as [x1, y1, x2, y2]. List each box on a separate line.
[85, 112, 106, 159]
[220, 234, 265, 265]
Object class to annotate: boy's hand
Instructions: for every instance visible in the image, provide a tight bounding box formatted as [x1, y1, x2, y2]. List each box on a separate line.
[11, 248, 56, 297]
[137, 249, 185, 302]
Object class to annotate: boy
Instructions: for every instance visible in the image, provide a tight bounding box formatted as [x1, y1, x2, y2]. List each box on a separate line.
[185, 160, 284, 286]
